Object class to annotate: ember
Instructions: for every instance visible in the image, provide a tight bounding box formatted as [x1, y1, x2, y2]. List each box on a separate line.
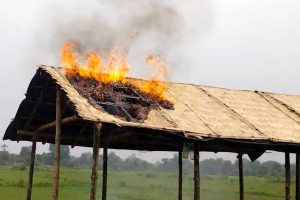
[66, 71, 173, 122]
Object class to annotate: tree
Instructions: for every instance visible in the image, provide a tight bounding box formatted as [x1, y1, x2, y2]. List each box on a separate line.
[49, 144, 70, 163]
[0, 151, 10, 165]
[107, 152, 123, 170]
[77, 152, 92, 167]
[1, 144, 8, 151]
[19, 146, 31, 166]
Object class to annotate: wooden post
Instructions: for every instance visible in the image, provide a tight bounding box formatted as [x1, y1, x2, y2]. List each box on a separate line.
[238, 154, 244, 200]
[102, 145, 108, 200]
[178, 151, 183, 200]
[26, 141, 36, 200]
[285, 152, 290, 200]
[52, 87, 62, 200]
[296, 153, 300, 200]
[194, 145, 200, 200]
[90, 124, 101, 200]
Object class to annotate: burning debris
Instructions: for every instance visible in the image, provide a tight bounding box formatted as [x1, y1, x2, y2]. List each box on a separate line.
[66, 71, 173, 122]
[61, 41, 174, 122]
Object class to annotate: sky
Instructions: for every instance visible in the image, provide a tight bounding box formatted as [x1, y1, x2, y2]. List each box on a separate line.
[0, 0, 300, 163]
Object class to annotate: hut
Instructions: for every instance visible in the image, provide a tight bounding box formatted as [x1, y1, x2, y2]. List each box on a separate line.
[4, 65, 300, 200]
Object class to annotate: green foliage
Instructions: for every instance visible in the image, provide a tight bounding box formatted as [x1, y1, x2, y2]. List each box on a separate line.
[16, 179, 25, 188]
[49, 144, 71, 165]
[0, 166, 293, 200]
[19, 146, 31, 166]
[0, 151, 10, 165]
[118, 181, 127, 187]
[0, 148, 290, 178]
[13, 163, 27, 171]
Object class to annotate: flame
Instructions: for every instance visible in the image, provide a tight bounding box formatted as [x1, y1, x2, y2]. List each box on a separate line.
[142, 55, 168, 98]
[60, 41, 168, 99]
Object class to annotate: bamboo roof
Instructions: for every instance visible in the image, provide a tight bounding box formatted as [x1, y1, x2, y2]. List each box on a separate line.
[4, 66, 300, 152]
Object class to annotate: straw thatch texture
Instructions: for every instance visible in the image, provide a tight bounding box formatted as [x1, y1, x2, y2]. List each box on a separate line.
[4, 65, 300, 146]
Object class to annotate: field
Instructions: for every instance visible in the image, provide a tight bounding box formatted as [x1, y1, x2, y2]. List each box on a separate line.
[0, 166, 294, 200]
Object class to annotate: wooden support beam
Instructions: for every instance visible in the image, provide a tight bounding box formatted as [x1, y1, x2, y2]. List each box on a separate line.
[36, 115, 78, 132]
[194, 145, 200, 200]
[285, 152, 291, 200]
[238, 154, 244, 200]
[52, 87, 62, 200]
[296, 153, 300, 200]
[178, 151, 183, 200]
[90, 124, 101, 200]
[102, 144, 108, 200]
[26, 141, 36, 200]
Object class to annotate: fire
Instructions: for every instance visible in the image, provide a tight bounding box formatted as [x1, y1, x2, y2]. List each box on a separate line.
[60, 41, 169, 99]
[141, 55, 168, 98]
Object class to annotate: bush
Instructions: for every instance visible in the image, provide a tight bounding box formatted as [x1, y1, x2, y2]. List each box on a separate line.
[118, 181, 127, 187]
[145, 173, 157, 178]
[13, 163, 26, 171]
[16, 179, 25, 188]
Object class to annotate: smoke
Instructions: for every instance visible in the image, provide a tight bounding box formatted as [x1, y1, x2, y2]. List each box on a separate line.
[0, 0, 214, 155]
[33, 0, 215, 78]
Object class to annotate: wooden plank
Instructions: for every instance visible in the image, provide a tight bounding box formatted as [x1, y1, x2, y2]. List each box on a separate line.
[285, 152, 291, 200]
[296, 153, 300, 200]
[102, 145, 108, 200]
[52, 87, 62, 200]
[238, 154, 244, 200]
[194, 145, 200, 200]
[26, 141, 36, 200]
[90, 124, 101, 200]
[178, 151, 183, 200]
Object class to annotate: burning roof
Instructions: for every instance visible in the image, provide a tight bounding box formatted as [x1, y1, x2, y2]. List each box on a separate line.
[60, 41, 174, 122]
[4, 66, 300, 150]
[66, 71, 173, 122]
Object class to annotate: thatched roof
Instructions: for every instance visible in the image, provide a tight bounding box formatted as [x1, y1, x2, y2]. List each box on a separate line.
[4, 66, 300, 153]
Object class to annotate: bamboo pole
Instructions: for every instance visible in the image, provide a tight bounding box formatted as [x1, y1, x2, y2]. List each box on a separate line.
[194, 145, 200, 200]
[52, 87, 62, 200]
[296, 153, 300, 200]
[178, 151, 183, 200]
[102, 145, 108, 200]
[238, 154, 244, 200]
[36, 115, 77, 132]
[285, 152, 290, 200]
[90, 124, 101, 200]
[26, 141, 36, 200]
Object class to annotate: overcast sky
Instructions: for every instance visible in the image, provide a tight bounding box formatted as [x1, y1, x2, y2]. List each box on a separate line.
[0, 0, 300, 163]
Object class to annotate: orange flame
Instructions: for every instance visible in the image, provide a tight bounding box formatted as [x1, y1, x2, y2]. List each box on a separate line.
[60, 41, 168, 99]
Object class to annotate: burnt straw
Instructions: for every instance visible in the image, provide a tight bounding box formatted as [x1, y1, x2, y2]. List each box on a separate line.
[66, 74, 173, 122]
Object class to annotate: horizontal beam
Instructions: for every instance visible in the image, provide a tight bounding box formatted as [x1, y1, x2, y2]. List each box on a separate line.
[35, 115, 78, 132]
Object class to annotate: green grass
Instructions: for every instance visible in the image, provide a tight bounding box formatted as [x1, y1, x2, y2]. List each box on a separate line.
[0, 166, 294, 200]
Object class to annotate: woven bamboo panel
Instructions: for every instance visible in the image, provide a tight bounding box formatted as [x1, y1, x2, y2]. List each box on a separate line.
[40, 66, 300, 143]
[203, 86, 300, 143]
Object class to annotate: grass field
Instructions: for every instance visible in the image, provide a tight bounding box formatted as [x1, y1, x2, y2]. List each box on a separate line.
[0, 166, 294, 200]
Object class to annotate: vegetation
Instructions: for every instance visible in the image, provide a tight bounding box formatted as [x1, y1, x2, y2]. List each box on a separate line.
[0, 166, 295, 200]
[0, 145, 293, 177]
[0, 145, 296, 199]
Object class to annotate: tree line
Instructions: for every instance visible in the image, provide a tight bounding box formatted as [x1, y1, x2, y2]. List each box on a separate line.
[0, 145, 292, 177]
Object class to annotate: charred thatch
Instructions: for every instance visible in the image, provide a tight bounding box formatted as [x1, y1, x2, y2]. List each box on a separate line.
[66, 72, 174, 122]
